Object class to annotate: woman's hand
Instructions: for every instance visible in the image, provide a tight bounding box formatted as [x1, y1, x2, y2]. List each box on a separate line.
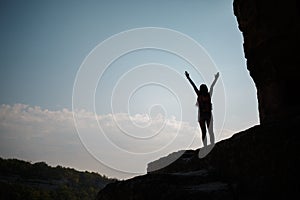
[215, 72, 219, 79]
[185, 71, 189, 78]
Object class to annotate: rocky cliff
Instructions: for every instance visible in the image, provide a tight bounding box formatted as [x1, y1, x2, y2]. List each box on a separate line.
[233, 0, 300, 124]
[96, 1, 300, 199]
[97, 117, 299, 200]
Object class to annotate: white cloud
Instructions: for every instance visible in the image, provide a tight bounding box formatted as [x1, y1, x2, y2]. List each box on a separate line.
[0, 104, 235, 179]
[0, 104, 200, 178]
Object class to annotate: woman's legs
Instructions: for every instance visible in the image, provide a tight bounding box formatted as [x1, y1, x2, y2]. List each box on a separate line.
[199, 119, 207, 146]
[207, 115, 215, 145]
[198, 115, 214, 158]
[199, 114, 214, 146]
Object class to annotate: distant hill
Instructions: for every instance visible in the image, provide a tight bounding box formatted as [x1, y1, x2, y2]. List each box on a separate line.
[0, 157, 116, 200]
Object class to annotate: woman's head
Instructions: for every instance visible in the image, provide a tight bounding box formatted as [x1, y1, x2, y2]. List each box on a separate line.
[199, 84, 208, 94]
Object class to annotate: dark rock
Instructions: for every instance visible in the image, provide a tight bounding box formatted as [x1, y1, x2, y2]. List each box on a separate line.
[233, 0, 300, 124]
[97, 117, 299, 199]
[97, 170, 235, 200]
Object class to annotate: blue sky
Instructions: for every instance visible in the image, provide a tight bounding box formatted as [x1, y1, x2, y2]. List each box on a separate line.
[0, 0, 259, 179]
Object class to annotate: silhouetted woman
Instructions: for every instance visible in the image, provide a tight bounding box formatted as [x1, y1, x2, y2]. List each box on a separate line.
[185, 71, 219, 147]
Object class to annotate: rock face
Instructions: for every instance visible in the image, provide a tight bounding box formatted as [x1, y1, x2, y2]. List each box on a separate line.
[233, 0, 300, 124]
[96, 1, 300, 199]
[97, 118, 299, 199]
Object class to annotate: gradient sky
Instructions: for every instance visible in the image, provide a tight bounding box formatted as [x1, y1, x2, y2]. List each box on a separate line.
[0, 0, 259, 179]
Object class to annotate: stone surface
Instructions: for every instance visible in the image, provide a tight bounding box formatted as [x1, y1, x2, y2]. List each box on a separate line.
[233, 0, 300, 123]
[97, 117, 299, 199]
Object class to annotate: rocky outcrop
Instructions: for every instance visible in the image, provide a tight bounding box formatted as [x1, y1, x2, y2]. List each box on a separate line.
[97, 117, 299, 199]
[233, 0, 300, 124]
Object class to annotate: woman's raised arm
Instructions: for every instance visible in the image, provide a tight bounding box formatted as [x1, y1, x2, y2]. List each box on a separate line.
[185, 71, 199, 95]
[209, 72, 220, 97]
